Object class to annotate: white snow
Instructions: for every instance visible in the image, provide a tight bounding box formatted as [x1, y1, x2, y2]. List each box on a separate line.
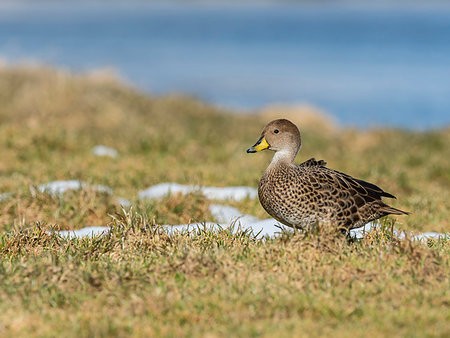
[165, 217, 289, 239]
[349, 225, 447, 241]
[138, 183, 257, 201]
[161, 220, 286, 239]
[0, 192, 11, 201]
[349, 223, 375, 239]
[38, 180, 113, 196]
[116, 197, 131, 207]
[56, 226, 110, 239]
[410, 232, 445, 241]
[92, 145, 118, 158]
[54, 217, 447, 242]
[209, 204, 259, 224]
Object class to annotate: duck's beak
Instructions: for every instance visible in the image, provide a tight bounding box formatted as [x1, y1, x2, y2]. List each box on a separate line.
[247, 136, 269, 153]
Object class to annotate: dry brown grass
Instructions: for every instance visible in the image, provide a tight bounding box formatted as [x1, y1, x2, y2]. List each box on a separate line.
[0, 65, 448, 337]
[0, 212, 448, 337]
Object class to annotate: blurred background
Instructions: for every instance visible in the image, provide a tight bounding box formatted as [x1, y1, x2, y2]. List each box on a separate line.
[1, 0, 450, 129]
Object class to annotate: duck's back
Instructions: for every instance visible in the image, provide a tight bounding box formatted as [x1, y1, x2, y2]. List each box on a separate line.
[258, 158, 407, 230]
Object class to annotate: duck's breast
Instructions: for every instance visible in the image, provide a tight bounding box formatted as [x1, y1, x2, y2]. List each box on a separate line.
[258, 165, 314, 227]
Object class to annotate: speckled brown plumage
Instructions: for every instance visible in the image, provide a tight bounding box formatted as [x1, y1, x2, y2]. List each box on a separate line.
[247, 119, 408, 230]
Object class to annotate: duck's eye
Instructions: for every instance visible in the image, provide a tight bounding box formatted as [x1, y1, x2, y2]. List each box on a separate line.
[274, 129, 279, 134]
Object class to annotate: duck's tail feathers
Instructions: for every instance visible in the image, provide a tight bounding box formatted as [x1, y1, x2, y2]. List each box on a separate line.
[381, 205, 409, 216]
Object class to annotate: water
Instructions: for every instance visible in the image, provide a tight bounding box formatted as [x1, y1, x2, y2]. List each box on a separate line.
[1, 2, 450, 128]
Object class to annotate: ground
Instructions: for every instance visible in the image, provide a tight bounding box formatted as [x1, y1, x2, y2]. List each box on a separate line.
[0, 65, 448, 337]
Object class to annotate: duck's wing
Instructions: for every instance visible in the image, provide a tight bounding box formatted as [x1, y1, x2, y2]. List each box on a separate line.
[297, 158, 408, 219]
[298, 158, 395, 200]
[324, 167, 409, 219]
[327, 168, 397, 200]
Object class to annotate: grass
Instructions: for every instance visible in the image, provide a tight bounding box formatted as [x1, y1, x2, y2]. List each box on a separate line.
[0, 64, 448, 337]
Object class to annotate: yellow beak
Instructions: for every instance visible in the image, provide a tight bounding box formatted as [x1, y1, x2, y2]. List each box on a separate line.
[247, 136, 270, 153]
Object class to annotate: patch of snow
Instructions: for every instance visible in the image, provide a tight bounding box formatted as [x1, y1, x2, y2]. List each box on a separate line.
[165, 203, 289, 239]
[349, 223, 375, 239]
[349, 224, 447, 242]
[0, 192, 11, 201]
[52, 204, 282, 240]
[411, 232, 447, 241]
[138, 183, 257, 201]
[162, 218, 290, 240]
[53, 217, 447, 242]
[209, 204, 259, 224]
[38, 180, 112, 196]
[56, 226, 110, 239]
[92, 145, 118, 158]
[116, 197, 131, 207]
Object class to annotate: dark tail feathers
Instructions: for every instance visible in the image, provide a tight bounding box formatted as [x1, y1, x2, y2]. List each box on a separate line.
[381, 205, 409, 216]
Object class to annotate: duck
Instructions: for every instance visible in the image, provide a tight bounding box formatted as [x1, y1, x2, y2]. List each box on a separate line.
[247, 119, 408, 230]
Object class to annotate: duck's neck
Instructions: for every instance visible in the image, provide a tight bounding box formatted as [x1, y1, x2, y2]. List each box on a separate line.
[267, 149, 297, 170]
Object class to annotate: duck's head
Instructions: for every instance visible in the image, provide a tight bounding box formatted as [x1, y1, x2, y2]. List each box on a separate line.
[247, 119, 302, 157]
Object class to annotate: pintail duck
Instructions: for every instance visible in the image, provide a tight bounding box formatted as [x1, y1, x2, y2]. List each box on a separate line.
[247, 119, 408, 230]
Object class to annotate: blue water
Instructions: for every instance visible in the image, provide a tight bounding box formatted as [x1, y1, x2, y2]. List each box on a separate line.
[1, 2, 450, 128]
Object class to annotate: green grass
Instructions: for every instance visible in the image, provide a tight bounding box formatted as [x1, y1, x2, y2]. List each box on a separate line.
[0, 65, 448, 337]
